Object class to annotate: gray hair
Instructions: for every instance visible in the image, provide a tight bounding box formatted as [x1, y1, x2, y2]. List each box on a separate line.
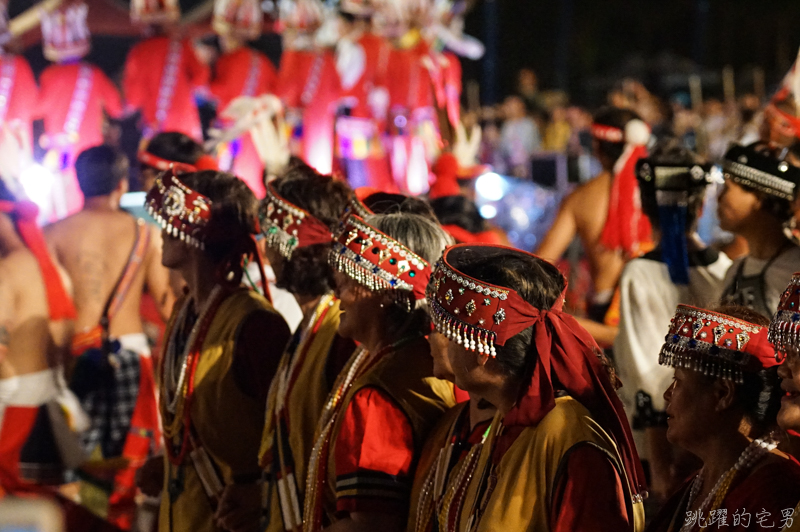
[364, 212, 453, 334]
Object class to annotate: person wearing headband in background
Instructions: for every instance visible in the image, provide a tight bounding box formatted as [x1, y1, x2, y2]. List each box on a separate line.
[428, 244, 646, 531]
[646, 304, 800, 532]
[614, 139, 732, 503]
[44, 145, 174, 529]
[137, 132, 217, 195]
[258, 167, 357, 532]
[136, 169, 291, 532]
[718, 143, 800, 318]
[537, 106, 652, 348]
[303, 212, 455, 532]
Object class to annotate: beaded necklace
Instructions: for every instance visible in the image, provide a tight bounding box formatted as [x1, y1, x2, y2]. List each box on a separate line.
[302, 334, 425, 532]
[413, 405, 492, 532]
[160, 285, 226, 465]
[679, 433, 779, 532]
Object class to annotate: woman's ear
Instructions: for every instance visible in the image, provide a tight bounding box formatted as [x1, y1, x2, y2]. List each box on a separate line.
[714, 378, 737, 412]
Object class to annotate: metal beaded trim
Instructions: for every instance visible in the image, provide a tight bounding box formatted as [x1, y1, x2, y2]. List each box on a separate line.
[329, 241, 414, 293]
[260, 189, 309, 260]
[769, 310, 800, 360]
[426, 258, 513, 357]
[722, 159, 796, 201]
[146, 174, 212, 250]
[658, 307, 762, 384]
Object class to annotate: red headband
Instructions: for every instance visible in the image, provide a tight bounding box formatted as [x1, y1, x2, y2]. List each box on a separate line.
[260, 183, 332, 260]
[0, 200, 76, 321]
[660, 305, 777, 383]
[591, 123, 624, 143]
[769, 273, 800, 361]
[329, 214, 431, 300]
[145, 169, 213, 249]
[765, 103, 800, 141]
[427, 243, 646, 499]
[138, 151, 219, 174]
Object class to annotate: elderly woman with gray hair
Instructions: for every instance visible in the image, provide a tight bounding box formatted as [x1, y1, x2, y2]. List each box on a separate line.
[301, 212, 455, 532]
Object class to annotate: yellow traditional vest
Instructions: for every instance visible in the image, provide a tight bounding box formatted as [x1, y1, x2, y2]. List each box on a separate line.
[321, 341, 456, 523]
[406, 402, 469, 532]
[458, 396, 645, 532]
[261, 296, 348, 532]
[159, 289, 283, 532]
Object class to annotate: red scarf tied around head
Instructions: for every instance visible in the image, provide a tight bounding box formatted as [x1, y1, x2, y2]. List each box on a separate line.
[500, 305, 647, 499]
[0, 200, 76, 320]
[600, 142, 651, 257]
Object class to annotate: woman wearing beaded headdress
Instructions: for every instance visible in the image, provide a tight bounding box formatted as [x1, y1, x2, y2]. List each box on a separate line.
[137, 169, 291, 532]
[427, 244, 646, 531]
[258, 166, 359, 532]
[647, 304, 800, 532]
[769, 273, 800, 531]
[302, 211, 455, 531]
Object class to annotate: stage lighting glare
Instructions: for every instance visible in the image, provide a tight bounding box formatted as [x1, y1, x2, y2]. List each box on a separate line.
[475, 172, 505, 201]
[19, 164, 56, 212]
[479, 204, 497, 219]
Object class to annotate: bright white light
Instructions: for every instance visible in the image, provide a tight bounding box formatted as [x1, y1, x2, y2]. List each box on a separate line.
[480, 204, 498, 219]
[18, 164, 56, 213]
[510, 206, 530, 229]
[475, 172, 505, 201]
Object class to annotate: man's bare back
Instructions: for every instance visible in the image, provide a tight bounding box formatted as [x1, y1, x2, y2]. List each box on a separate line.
[46, 210, 173, 339]
[0, 249, 71, 379]
[537, 170, 625, 296]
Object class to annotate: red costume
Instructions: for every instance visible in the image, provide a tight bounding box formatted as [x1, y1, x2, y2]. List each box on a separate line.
[275, 47, 340, 175]
[210, 47, 277, 195]
[334, 29, 395, 191]
[123, 36, 209, 141]
[0, 54, 38, 146]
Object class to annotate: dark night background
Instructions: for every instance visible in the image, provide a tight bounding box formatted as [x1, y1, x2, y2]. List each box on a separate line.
[8, 0, 800, 107]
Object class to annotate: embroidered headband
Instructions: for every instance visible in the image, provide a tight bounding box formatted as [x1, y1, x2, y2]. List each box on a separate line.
[427, 244, 564, 357]
[722, 144, 799, 201]
[145, 169, 213, 249]
[260, 183, 332, 260]
[329, 214, 430, 300]
[659, 305, 777, 384]
[769, 273, 800, 360]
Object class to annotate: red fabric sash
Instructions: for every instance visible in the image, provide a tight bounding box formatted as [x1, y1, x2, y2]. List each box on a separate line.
[442, 224, 504, 245]
[600, 144, 651, 256]
[499, 307, 647, 498]
[0, 200, 76, 320]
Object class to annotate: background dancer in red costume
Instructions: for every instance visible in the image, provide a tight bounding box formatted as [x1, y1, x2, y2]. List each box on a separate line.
[209, 0, 276, 196]
[34, 2, 123, 219]
[123, 0, 209, 142]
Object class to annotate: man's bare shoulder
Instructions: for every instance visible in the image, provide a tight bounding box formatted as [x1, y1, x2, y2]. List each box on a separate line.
[563, 172, 610, 208]
[0, 248, 38, 283]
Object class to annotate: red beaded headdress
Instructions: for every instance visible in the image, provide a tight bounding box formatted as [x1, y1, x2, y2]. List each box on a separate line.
[138, 150, 197, 174]
[145, 169, 213, 249]
[260, 182, 332, 260]
[659, 305, 777, 384]
[769, 273, 800, 360]
[329, 214, 430, 300]
[41, 2, 91, 62]
[427, 244, 562, 357]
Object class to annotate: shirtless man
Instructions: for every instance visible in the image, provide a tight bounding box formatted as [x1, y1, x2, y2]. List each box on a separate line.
[45, 145, 173, 529]
[536, 107, 650, 346]
[0, 179, 80, 491]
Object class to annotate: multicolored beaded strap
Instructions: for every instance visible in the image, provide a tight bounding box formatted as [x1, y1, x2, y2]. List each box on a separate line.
[659, 304, 776, 384]
[769, 272, 800, 360]
[329, 214, 430, 300]
[260, 183, 332, 260]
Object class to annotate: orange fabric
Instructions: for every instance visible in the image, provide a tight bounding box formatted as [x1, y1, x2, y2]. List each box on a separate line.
[123, 37, 208, 141]
[0, 200, 76, 321]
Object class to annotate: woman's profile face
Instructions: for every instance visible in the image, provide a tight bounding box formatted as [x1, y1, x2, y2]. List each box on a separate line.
[663, 368, 720, 451]
[446, 338, 483, 392]
[429, 331, 456, 382]
[777, 349, 800, 431]
[332, 270, 383, 343]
